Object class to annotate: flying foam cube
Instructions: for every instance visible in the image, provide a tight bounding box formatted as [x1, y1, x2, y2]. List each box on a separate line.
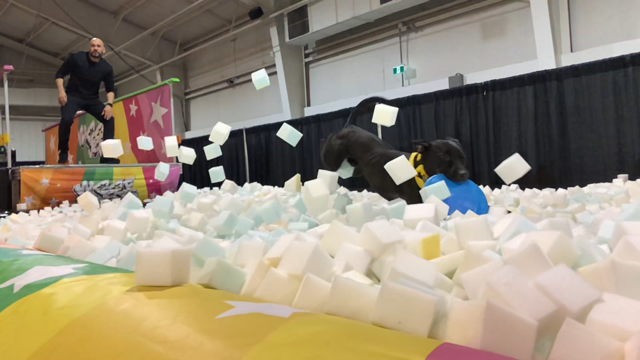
[177, 146, 197, 165]
[292, 273, 332, 313]
[284, 174, 302, 193]
[325, 275, 380, 323]
[302, 179, 330, 217]
[136, 136, 153, 151]
[403, 203, 437, 229]
[446, 299, 537, 360]
[371, 281, 439, 337]
[549, 318, 624, 360]
[384, 155, 417, 185]
[277, 241, 334, 281]
[199, 258, 246, 294]
[208, 166, 226, 183]
[154, 162, 170, 182]
[134, 246, 191, 286]
[100, 139, 123, 158]
[77, 191, 100, 213]
[164, 136, 179, 157]
[251, 68, 270, 90]
[209, 122, 232, 145]
[276, 123, 303, 147]
[535, 264, 602, 320]
[203, 143, 222, 160]
[423, 180, 451, 201]
[254, 268, 301, 306]
[371, 103, 399, 127]
[494, 153, 531, 184]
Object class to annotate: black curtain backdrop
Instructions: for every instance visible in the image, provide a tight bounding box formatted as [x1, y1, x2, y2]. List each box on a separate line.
[187, 52, 640, 190]
[181, 129, 247, 188]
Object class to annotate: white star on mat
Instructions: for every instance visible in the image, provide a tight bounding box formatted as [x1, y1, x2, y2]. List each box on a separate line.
[40, 178, 50, 188]
[129, 100, 138, 117]
[216, 301, 307, 320]
[24, 196, 33, 206]
[49, 135, 56, 151]
[50, 198, 58, 206]
[0, 264, 86, 293]
[20, 250, 53, 256]
[150, 95, 168, 129]
[68, 154, 74, 164]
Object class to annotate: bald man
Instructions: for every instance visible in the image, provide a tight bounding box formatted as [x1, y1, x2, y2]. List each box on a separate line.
[55, 38, 117, 164]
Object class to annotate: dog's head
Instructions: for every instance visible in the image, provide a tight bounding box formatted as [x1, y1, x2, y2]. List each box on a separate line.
[413, 138, 469, 183]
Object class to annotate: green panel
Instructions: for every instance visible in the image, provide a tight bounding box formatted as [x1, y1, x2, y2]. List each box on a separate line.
[112, 78, 180, 103]
[75, 114, 103, 165]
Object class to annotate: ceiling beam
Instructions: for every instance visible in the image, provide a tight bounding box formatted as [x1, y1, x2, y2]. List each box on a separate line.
[58, 37, 87, 58]
[23, 20, 52, 45]
[114, 0, 148, 22]
[0, 33, 62, 67]
[0, 1, 10, 18]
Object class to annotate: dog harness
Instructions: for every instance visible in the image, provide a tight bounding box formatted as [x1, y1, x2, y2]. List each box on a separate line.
[409, 152, 429, 188]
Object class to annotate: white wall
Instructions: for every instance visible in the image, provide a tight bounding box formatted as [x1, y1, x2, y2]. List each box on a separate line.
[189, 74, 282, 132]
[569, 0, 640, 52]
[309, 3, 536, 106]
[8, 121, 55, 161]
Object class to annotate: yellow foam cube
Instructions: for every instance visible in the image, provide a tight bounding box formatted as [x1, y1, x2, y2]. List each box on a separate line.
[421, 233, 441, 260]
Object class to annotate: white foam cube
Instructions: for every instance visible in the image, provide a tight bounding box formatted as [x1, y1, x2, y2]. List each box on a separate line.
[199, 258, 246, 294]
[625, 334, 640, 360]
[586, 293, 640, 342]
[177, 146, 197, 165]
[460, 260, 503, 300]
[103, 219, 127, 242]
[251, 68, 270, 90]
[423, 180, 451, 201]
[371, 281, 439, 337]
[452, 217, 493, 248]
[291, 273, 332, 312]
[371, 103, 399, 127]
[71, 223, 91, 240]
[77, 191, 100, 213]
[319, 220, 358, 257]
[384, 155, 417, 185]
[481, 265, 559, 326]
[452, 249, 493, 285]
[284, 174, 302, 193]
[180, 212, 207, 232]
[17, 203, 26, 211]
[192, 238, 225, 267]
[535, 230, 579, 267]
[334, 243, 372, 274]
[154, 162, 170, 182]
[203, 143, 222, 160]
[209, 122, 232, 145]
[302, 179, 330, 217]
[254, 268, 301, 306]
[385, 249, 439, 289]
[164, 136, 179, 157]
[317, 169, 339, 194]
[277, 241, 334, 281]
[100, 139, 123, 158]
[136, 136, 153, 151]
[403, 203, 437, 229]
[549, 318, 624, 360]
[232, 241, 266, 267]
[613, 235, 640, 263]
[446, 300, 537, 360]
[34, 228, 67, 254]
[125, 210, 150, 235]
[66, 238, 98, 260]
[494, 153, 531, 184]
[597, 219, 624, 249]
[240, 259, 271, 297]
[208, 166, 226, 183]
[425, 195, 449, 221]
[359, 219, 403, 258]
[135, 246, 191, 286]
[431, 250, 465, 276]
[276, 123, 303, 147]
[612, 258, 640, 301]
[504, 242, 553, 278]
[346, 202, 374, 229]
[337, 159, 355, 179]
[325, 275, 380, 323]
[535, 264, 602, 320]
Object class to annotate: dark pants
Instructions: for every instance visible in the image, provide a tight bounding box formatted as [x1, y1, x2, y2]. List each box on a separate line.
[59, 96, 114, 156]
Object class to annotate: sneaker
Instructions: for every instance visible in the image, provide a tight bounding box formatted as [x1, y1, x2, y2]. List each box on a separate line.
[100, 157, 121, 165]
[58, 153, 68, 164]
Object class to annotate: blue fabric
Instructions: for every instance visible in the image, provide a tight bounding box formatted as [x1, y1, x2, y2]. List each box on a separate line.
[424, 174, 489, 215]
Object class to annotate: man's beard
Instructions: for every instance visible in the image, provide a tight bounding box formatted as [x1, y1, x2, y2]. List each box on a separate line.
[90, 51, 102, 60]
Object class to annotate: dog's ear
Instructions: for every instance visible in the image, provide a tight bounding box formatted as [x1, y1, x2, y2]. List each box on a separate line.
[412, 139, 430, 153]
[446, 137, 462, 147]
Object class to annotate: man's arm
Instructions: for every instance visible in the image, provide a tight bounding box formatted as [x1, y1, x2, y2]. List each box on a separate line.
[55, 56, 72, 106]
[102, 68, 116, 120]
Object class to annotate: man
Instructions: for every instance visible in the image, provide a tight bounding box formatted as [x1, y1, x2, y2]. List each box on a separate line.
[55, 38, 118, 164]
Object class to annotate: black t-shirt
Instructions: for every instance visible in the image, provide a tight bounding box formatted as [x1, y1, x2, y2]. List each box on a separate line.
[55, 51, 115, 101]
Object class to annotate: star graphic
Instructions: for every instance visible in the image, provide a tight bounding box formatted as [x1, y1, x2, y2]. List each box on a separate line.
[0, 264, 86, 293]
[49, 135, 56, 151]
[24, 196, 33, 206]
[20, 250, 53, 256]
[150, 95, 168, 129]
[140, 130, 148, 138]
[68, 154, 74, 164]
[50, 198, 58, 206]
[40, 178, 50, 188]
[129, 100, 138, 117]
[216, 301, 307, 319]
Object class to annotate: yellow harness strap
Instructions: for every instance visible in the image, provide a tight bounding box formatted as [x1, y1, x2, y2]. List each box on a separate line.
[409, 152, 429, 188]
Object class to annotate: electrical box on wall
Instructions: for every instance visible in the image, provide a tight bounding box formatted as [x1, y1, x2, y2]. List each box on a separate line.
[448, 73, 465, 88]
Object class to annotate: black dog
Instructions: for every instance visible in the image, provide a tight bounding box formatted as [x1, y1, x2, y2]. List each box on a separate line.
[321, 97, 469, 204]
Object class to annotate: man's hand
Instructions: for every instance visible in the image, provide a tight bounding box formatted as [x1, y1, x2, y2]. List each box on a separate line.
[102, 105, 113, 120]
[58, 91, 67, 107]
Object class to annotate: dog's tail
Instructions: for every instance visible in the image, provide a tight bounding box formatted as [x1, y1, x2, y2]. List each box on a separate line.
[344, 96, 395, 128]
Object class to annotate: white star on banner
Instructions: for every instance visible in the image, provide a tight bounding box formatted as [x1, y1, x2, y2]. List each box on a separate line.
[140, 130, 147, 138]
[129, 100, 138, 117]
[150, 95, 168, 129]
[40, 178, 50, 188]
[0, 264, 86, 293]
[50, 198, 58, 206]
[24, 196, 33, 206]
[68, 154, 74, 164]
[216, 301, 307, 319]
[49, 135, 56, 151]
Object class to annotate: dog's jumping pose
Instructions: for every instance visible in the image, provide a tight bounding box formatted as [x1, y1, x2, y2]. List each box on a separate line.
[321, 97, 469, 204]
